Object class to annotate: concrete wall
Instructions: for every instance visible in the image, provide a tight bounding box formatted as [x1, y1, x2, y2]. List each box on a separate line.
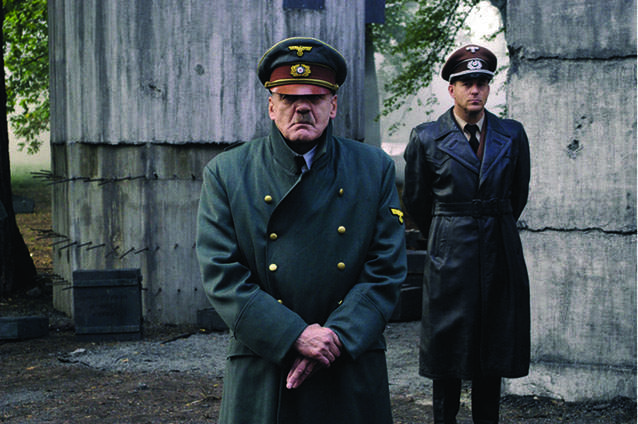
[49, 0, 367, 323]
[502, 0, 636, 401]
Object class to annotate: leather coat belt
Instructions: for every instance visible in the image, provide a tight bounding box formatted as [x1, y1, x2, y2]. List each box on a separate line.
[433, 199, 512, 217]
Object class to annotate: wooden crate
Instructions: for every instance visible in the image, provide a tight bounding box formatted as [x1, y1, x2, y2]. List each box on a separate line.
[73, 269, 142, 341]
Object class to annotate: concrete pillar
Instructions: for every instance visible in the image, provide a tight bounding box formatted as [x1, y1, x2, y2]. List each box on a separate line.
[48, 0, 366, 323]
[503, 0, 636, 401]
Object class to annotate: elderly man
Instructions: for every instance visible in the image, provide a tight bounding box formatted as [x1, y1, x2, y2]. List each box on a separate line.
[402, 44, 531, 424]
[196, 37, 407, 424]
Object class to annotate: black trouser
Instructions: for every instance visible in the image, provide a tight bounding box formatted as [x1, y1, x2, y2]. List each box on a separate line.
[432, 377, 501, 424]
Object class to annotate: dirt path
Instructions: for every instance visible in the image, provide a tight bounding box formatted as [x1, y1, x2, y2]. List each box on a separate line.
[0, 296, 635, 423]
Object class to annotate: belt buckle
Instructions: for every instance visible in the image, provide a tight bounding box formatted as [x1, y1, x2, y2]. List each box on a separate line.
[471, 199, 482, 217]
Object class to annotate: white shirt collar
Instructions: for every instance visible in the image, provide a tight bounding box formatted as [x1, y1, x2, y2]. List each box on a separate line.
[302, 144, 318, 170]
[453, 111, 485, 140]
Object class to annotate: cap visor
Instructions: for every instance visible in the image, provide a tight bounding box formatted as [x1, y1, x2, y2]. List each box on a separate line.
[271, 84, 332, 95]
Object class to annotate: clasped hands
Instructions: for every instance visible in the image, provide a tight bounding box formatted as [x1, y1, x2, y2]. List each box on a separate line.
[286, 323, 342, 389]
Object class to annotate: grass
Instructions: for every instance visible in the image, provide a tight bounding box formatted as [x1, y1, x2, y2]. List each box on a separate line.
[11, 163, 52, 212]
[11, 163, 52, 271]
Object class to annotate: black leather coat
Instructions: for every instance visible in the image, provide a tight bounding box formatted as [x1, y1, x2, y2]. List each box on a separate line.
[403, 108, 531, 379]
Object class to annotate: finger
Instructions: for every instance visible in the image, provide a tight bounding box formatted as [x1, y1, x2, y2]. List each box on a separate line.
[286, 358, 317, 389]
[286, 361, 306, 389]
[286, 357, 308, 387]
[286, 356, 305, 380]
[320, 347, 336, 365]
[327, 340, 341, 359]
[332, 332, 343, 348]
[287, 356, 303, 377]
[314, 347, 334, 366]
[327, 328, 342, 348]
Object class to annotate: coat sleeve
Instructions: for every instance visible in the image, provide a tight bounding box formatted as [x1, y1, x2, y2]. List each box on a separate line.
[510, 123, 531, 220]
[324, 159, 407, 360]
[196, 161, 308, 365]
[402, 127, 435, 239]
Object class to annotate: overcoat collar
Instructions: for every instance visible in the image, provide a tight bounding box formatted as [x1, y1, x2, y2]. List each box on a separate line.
[434, 108, 512, 187]
[269, 121, 332, 174]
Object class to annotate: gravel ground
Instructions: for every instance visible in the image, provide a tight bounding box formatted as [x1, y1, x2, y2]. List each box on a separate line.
[1, 294, 635, 423]
[51, 321, 429, 398]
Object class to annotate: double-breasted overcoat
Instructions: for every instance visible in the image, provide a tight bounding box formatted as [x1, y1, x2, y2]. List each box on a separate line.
[197, 122, 407, 424]
[402, 108, 530, 380]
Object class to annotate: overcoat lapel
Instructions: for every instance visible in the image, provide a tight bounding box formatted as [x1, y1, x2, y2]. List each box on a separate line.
[435, 110, 480, 175]
[479, 112, 512, 187]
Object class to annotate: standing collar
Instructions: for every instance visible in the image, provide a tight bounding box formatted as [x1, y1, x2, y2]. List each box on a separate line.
[269, 120, 332, 173]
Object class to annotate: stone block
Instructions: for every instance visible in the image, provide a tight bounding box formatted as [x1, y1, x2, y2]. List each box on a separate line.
[13, 195, 35, 214]
[507, 0, 636, 59]
[514, 230, 636, 400]
[509, 58, 636, 231]
[0, 316, 48, 340]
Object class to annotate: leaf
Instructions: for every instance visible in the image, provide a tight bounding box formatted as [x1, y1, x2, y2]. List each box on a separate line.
[369, 0, 499, 126]
[3, 0, 49, 154]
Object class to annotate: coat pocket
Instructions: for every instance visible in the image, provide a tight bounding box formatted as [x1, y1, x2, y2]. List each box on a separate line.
[426, 216, 451, 268]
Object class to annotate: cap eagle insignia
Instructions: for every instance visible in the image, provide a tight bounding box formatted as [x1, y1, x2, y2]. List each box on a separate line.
[289, 45, 313, 57]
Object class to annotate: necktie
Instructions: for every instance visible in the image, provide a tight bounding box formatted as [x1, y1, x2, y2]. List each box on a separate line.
[465, 124, 480, 154]
[294, 155, 307, 174]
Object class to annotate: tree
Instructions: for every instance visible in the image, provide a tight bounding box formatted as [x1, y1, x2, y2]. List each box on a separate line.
[0, 1, 37, 295]
[0, 0, 47, 295]
[4, 0, 48, 153]
[368, 0, 503, 133]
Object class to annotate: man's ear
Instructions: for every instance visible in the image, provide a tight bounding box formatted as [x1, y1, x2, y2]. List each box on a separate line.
[329, 95, 338, 119]
[448, 84, 455, 99]
[268, 96, 275, 120]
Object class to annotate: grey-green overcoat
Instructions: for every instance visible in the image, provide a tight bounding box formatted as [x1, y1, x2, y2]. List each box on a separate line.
[403, 109, 531, 380]
[196, 122, 407, 424]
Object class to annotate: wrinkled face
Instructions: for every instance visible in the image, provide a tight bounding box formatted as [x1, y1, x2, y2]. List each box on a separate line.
[448, 78, 490, 120]
[268, 92, 338, 152]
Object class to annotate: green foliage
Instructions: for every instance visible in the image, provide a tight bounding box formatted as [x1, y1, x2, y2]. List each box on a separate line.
[369, 0, 482, 120]
[3, 0, 48, 154]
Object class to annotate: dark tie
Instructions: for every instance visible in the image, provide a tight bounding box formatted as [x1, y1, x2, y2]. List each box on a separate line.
[465, 124, 480, 153]
[294, 155, 307, 174]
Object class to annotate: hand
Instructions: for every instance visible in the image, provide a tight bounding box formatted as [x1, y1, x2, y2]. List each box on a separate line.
[293, 324, 342, 367]
[286, 356, 321, 389]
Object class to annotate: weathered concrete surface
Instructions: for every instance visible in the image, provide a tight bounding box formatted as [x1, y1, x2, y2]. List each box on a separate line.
[510, 58, 636, 231]
[506, 231, 636, 400]
[48, 0, 365, 144]
[51, 144, 219, 323]
[503, 0, 636, 401]
[48, 0, 368, 323]
[506, 0, 635, 59]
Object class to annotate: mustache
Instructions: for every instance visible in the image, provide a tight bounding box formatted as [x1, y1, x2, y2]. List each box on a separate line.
[293, 118, 314, 125]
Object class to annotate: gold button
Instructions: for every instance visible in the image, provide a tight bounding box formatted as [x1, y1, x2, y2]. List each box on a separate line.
[270, 233, 278, 240]
[337, 262, 346, 271]
[338, 188, 344, 196]
[337, 226, 346, 234]
[338, 299, 343, 305]
[277, 299, 283, 304]
[264, 195, 273, 203]
[269, 264, 278, 272]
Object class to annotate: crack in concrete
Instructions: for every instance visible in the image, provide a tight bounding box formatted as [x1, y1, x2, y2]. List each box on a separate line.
[518, 225, 636, 236]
